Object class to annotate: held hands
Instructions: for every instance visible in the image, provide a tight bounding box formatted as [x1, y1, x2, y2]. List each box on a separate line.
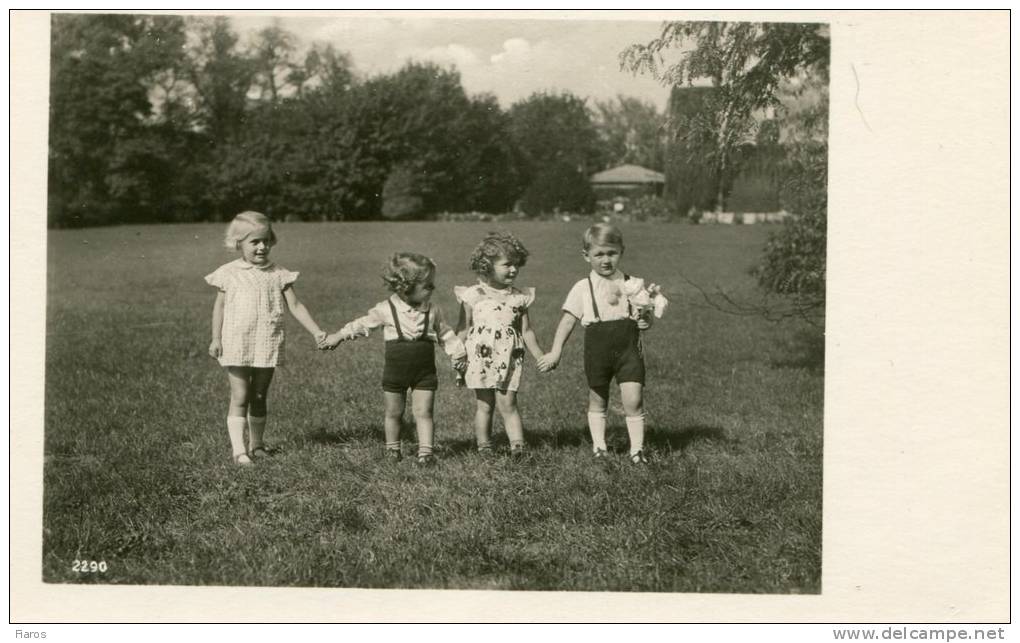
[452, 356, 467, 388]
[208, 339, 222, 359]
[317, 327, 369, 350]
[317, 331, 345, 351]
[536, 352, 560, 373]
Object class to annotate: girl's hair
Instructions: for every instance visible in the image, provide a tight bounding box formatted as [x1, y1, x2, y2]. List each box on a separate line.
[469, 231, 529, 276]
[382, 252, 436, 295]
[582, 223, 624, 251]
[224, 211, 277, 250]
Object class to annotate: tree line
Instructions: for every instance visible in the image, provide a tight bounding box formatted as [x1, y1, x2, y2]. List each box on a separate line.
[47, 14, 669, 227]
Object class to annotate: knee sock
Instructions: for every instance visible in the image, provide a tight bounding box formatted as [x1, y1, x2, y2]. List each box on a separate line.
[587, 411, 608, 452]
[226, 416, 248, 457]
[625, 414, 646, 455]
[248, 415, 266, 451]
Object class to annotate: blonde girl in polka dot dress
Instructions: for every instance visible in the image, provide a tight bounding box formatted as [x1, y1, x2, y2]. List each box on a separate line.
[205, 211, 327, 465]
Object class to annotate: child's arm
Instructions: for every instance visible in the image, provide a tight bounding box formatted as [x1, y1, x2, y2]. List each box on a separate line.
[321, 305, 385, 350]
[283, 286, 327, 344]
[539, 312, 579, 371]
[519, 310, 545, 362]
[455, 302, 473, 344]
[209, 291, 225, 358]
[433, 306, 467, 369]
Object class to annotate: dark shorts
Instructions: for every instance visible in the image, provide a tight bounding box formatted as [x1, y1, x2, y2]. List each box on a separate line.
[382, 340, 438, 392]
[583, 319, 645, 388]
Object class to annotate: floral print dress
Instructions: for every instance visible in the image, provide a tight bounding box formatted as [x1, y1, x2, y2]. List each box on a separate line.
[454, 283, 535, 391]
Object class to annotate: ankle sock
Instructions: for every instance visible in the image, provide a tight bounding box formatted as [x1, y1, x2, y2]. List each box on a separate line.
[587, 411, 608, 452]
[385, 441, 401, 452]
[417, 444, 433, 457]
[625, 414, 646, 455]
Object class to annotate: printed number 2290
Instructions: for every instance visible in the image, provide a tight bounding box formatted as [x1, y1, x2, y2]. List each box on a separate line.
[72, 560, 107, 573]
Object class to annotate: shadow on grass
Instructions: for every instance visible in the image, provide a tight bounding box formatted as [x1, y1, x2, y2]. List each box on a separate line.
[770, 328, 825, 373]
[298, 426, 356, 447]
[646, 423, 728, 453]
[438, 424, 726, 457]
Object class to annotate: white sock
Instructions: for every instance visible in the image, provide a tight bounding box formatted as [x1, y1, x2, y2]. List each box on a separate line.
[587, 411, 608, 452]
[248, 416, 267, 451]
[226, 416, 248, 457]
[626, 414, 646, 455]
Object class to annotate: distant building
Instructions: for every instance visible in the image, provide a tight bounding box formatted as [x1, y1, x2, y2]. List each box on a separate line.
[590, 164, 665, 201]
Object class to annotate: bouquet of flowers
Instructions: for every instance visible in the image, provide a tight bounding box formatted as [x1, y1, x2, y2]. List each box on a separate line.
[621, 280, 669, 320]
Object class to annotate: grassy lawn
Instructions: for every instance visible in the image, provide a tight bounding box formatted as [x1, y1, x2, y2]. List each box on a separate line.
[43, 221, 823, 592]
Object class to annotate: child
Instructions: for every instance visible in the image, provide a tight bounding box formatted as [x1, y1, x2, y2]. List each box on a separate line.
[320, 253, 466, 466]
[539, 223, 666, 464]
[455, 231, 545, 457]
[206, 211, 328, 465]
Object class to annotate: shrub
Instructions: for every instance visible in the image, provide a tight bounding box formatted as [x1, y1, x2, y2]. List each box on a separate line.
[518, 161, 596, 215]
[381, 165, 425, 220]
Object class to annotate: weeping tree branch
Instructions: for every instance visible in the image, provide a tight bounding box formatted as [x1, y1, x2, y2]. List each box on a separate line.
[679, 272, 824, 328]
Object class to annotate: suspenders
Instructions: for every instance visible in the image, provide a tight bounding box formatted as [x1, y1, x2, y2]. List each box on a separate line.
[387, 298, 430, 342]
[587, 275, 632, 322]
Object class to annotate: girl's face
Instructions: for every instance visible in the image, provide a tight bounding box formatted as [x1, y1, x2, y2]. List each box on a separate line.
[584, 243, 623, 277]
[405, 276, 436, 306]
[240, 227, 273, 265]
[487, 254, 519, 289]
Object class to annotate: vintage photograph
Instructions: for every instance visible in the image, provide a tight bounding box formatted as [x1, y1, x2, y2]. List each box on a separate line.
[41, 11, 828, 593]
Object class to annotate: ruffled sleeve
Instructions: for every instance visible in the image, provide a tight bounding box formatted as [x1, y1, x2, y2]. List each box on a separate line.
[277, 268, 300, 290]
[453, 285, 480, 306]
[517, 287, 536, 308]
[204, 264, 230, 290]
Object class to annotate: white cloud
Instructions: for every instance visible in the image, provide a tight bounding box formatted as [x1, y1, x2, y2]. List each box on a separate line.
[490, 38, 532, 64]
[415, 43, 480, 70]
[230, 16, 672, 110]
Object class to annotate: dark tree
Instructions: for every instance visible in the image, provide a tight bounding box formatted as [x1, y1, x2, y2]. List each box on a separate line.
[508, 92, 603, 214]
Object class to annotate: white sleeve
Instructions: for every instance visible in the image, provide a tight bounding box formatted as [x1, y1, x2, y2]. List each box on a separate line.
[561, 280, 586, 320]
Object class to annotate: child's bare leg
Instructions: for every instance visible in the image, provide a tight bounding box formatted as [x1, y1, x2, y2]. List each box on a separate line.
[473, 390, 495, 451]
[620, 382, 646, 457]
[247, 367, 275, 453]
[587, 386, 610, 453]
[496, 390, 525, 451]
[225, 367, 253, 462]
[411, 389, 435, 457]
[383, 391, 407, 454]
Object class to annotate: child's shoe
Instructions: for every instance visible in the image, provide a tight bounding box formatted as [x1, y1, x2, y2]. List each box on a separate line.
[250, 445, 274, 459]
[630, 450, 649, 465]
[509, 445, 527, 461]
[416, 454, 437, 468]
[592, 448, 609, 461]
[385, 448, 403, 462]
[477, 445, 495, 458]
[232, 453, 253, 466]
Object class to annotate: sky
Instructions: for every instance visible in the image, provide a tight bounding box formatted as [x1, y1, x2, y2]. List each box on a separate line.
[227, 13, 676, 111]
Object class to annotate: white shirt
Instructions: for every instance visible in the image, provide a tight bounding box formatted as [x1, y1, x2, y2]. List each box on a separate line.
[561, 271, 646, 327]
[341, 295, 466, 359]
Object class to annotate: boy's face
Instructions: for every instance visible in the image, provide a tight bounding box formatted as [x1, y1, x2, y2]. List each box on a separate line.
[583, 243, 623, 278]
[406, 277, 436, 306]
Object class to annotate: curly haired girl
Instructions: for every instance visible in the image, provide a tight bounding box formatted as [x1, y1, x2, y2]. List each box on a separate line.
[454, 231, 546, 457]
